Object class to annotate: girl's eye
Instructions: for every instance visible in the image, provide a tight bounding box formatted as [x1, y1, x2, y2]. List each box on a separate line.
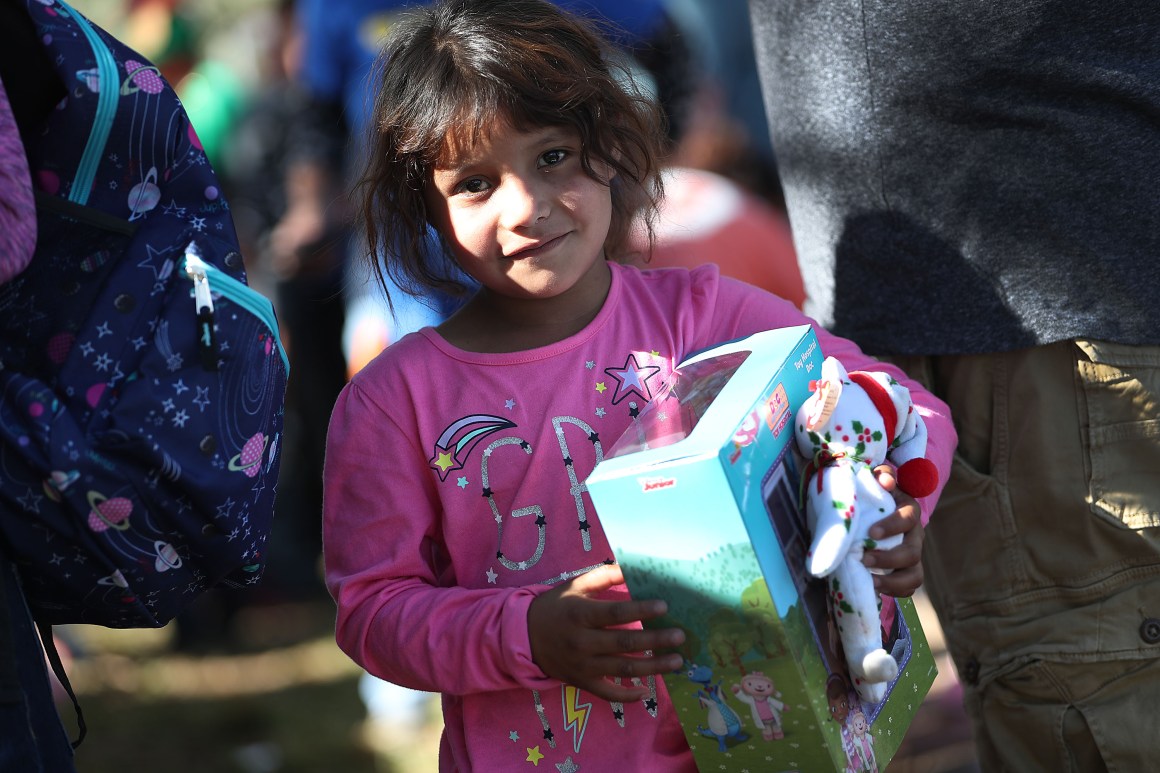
[457, 177, 490, 195]
[539, 149, 567, 167]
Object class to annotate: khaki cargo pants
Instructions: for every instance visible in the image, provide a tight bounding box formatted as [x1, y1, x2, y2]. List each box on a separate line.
[892, 340, 1160, 773]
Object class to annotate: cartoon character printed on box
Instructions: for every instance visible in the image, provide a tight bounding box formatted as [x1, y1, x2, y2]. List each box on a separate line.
[731, 671, 788, 741]
[826, 673, 852, 726]
[795, 357, 938, 703]
[848, 710, 879, 773]
[827, 673, 865, 773]
[686, 662, 748, 751]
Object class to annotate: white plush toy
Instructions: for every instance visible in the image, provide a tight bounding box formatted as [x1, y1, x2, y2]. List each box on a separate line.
[794, 356, 938, 704]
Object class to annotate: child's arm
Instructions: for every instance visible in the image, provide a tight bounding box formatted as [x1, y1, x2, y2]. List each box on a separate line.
[526, 563, 685, 702]
[324, 381, 560, 695]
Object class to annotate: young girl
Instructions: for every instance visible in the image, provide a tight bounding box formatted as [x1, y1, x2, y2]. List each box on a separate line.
[322, 1, 955, 769]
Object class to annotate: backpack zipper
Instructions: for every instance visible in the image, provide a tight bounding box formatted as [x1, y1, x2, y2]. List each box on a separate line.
[183, 244, 289, 374]
[63, 2, 119, 206]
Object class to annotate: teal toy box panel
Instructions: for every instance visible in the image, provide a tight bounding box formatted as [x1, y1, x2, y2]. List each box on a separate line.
[586, 327, 936, 772]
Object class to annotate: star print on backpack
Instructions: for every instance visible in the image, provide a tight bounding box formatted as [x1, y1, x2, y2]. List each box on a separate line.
[0, 0, 287, 629]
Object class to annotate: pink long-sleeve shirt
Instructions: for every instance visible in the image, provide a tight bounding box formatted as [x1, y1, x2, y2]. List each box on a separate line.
[322, 262, 955, 771]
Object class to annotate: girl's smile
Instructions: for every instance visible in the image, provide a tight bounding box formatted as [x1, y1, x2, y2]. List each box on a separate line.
[505, 231, 570, 260]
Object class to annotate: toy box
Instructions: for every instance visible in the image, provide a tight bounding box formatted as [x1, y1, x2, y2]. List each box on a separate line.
[586, 327, 937, 772]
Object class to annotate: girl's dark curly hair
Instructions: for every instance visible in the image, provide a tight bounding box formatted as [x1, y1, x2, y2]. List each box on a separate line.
[355, 0, 667, 306]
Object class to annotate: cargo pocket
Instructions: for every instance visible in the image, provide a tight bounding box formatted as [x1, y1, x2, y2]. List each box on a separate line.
[1075, 340, 1160, 530]
[1070, 657, 1160, 773]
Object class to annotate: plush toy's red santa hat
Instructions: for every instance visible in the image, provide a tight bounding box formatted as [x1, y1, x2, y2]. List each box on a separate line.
[847, 370, 939, 498]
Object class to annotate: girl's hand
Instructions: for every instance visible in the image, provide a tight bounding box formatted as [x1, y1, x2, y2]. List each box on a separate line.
[862, 465, 925, 597]
[527, 563, 685, 702]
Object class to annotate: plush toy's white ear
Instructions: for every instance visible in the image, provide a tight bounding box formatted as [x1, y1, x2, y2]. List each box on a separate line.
[801, 357, 846, 431]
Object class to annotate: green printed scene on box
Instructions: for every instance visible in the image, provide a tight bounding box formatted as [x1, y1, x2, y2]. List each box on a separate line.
[587, 328, 936, 772]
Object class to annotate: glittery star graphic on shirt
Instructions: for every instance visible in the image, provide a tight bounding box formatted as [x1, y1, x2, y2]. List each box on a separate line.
[603, 354, 661, 405]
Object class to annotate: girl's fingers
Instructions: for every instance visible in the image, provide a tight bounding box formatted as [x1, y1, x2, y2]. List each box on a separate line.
[873, 563, 924, 597]
[568, 651, 684, 701]
[567, 564, 673, 629]
[588, 650, 685, 681]
[613, 623, 685, 655]
[868, 510, 910, 540]
[865, 527, 923, 571]
[570, 562, 624, 593]
[585, 596, 671, 628]
[570, 620, 686, 658]
[574, 676, 652, 703]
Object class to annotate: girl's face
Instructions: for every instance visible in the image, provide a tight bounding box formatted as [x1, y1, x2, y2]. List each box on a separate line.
[423, 121, 614, 308]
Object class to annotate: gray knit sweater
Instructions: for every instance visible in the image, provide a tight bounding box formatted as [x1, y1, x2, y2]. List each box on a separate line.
[749, 0, 1160, 355]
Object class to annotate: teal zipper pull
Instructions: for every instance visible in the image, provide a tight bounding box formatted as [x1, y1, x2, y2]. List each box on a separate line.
[181, 243, 290, 375]
[184, 242, 219, 371]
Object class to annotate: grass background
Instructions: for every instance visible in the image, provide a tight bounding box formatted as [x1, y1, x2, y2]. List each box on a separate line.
[57, 596, 441, 773]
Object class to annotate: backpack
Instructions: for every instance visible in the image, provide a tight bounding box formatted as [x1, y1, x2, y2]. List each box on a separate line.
[0, 1, 287, 631]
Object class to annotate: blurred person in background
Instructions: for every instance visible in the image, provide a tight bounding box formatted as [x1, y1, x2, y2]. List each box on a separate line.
[276, 0, 464, 379]
[122, 0, 246, 171]
[222, 0, 347, 610]
[624, 0, 804, 311]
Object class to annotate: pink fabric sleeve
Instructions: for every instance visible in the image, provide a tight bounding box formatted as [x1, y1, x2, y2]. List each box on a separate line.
[0, 75, 36, 283]
[323, 380, 558, 694]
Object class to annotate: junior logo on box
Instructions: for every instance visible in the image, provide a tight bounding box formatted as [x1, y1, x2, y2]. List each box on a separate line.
[639, 476, 677, 493]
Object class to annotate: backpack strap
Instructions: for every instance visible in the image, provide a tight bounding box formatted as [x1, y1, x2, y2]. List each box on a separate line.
[0, 557, 86, 747]
[0, 558, 21, 703]
[38, 620, 87, 748]
[58, 0, 118, 206]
